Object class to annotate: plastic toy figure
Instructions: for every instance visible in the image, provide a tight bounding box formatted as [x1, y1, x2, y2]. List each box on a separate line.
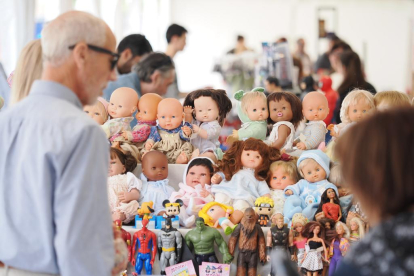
[316, 188, 342, 222]
[266, 213, 293, 276]
[132, 219, 157, 275]
[185, 218, 233, 266]
[137, 201, 155, 220]
[301, 221, 328, 276]
[254, 197, 274, 227]
[291, 213, 308, 272]
[114, 220, 133, 262]
[226, 88, 269, 146]
[198, 202, 238, 235]
[183, 88, 232, 162]
[348, 217, 365, 244]
[157, 217, 183, 275]
[143, 98, 193, 164]
[162, 199, 183, 219]
[228, 208, 266, 276]
[328, 222, 350, 275]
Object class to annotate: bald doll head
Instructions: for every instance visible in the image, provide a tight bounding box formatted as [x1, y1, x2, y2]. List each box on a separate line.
[108, 87, 139, 118]
[157, 98, 184, 130]
[302, 91, 329, 122]
[136, 93, 163, 122]
[141, 151, 168, 181]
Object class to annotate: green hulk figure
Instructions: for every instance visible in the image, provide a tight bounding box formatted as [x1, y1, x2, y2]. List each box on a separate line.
[185, 217, 233, 265]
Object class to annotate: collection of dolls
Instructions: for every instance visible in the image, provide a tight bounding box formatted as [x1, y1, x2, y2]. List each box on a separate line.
[89, 87, 411, 274]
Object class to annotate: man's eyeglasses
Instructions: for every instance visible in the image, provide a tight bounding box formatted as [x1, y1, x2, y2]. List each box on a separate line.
[68, 44, 119, 70]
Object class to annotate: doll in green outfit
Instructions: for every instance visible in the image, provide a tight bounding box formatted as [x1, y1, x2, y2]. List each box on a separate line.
[226, 87, 269, 146]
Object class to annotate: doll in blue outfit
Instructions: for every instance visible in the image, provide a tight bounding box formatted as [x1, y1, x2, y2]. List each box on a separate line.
[143, 98, 193, 164]
[283, 150, 338, 221]
[139, 151, 175, 216]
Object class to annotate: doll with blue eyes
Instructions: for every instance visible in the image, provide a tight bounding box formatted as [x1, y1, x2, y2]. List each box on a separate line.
[283, 150, 338, 221]
[225, 88, 269, 146]
[143, 98, 193, 164]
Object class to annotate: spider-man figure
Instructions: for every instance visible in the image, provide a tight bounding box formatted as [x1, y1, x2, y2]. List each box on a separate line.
[132, 219, 157, 275]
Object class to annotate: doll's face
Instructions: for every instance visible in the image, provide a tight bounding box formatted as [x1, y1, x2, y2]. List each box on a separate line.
[245, 97, 269, 121]
[295, 223, 303, 233]
[186, 165, 211, 188]
[348, 98, 372, 122]
[108, 88, 138, 118]
[326, 188, 336, 199]
[256, 205, 273, 216]
[275, 217, 284, 228]
[324, 222, 331, 230]
[241, 150, 263, 169]
[269, 98, 293, 123]
[84, 102, 107, 125]
[157, 99, 184, 130]
[194, 96, 219, 123]
[108, 155, 126, 176]
[207, 205, 226, 222]
[142, 153, 168, 181]
[302, 93, 329, 121]
[136, 96, 160, 122]
[336, 224, 345, 235]
[350, 220, 359, 231]
[313, 225, 320, 235]
[301, 159, 326, 183]
[269, 167, 296, 190]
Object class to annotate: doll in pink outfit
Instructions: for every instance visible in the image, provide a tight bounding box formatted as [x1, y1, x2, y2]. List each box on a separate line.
[169, 157, 215, 227]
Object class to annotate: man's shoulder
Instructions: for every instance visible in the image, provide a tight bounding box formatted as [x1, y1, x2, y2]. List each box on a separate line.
[103, 72, 140, 100]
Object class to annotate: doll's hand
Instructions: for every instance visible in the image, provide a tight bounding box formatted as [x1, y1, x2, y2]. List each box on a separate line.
[211, 174, 223, 184]
[200, 188, 210, 197]
[118, 191, 134, 203]
[181, 126, 192, 137]
[315, 211, 325, 221]
[232, 129, 239, 139]
[296, 142, 307, 150]
[285, 189, 293, 196]
[291, 255, 297, 262]
[184, 105, 194, 115]
[145, 141, 154, 150]
[192, 124, 199, 134]
[327, 124, 335, 131]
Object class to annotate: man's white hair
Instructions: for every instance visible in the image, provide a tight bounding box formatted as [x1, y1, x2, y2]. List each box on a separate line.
[41, 11, 107, 66]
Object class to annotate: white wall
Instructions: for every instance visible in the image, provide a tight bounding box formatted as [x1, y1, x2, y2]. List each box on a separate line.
[170, 0, 414, 93]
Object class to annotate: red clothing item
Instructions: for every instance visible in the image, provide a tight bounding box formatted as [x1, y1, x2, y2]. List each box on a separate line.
[322, 202, 340, 221]
[320, 76, 339, 125]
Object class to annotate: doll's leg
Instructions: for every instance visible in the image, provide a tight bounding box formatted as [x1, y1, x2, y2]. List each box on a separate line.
[178, 205, 196, 227]
[302, 203, 319, 220]
[190, 148, 200, 159]
[198, 151, 218, 163]
[232, 199, 250, 224]
[284, 195, 303, 221]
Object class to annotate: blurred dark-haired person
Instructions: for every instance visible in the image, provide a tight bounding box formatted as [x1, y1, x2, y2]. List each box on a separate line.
[116, 34, 153, 75]
[333, 107, 414, 276]
[265, 77, 282, 94]
[164, 23, 187, 98]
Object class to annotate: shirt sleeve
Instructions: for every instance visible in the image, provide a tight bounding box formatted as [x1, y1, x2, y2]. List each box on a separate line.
[204, 121, 221, 140]
[179, 122, 192, 141]
[284, 180, 303, 197]
[305, 124, 326, 149]
[257, 180, 271, 196]
[53, 125, 114, 276]
[147, 126, 161, 142]
[127, 172, 143, 192]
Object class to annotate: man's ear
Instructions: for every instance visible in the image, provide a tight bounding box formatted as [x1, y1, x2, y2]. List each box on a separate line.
[72, 43, 88, 69]
[121, 48, 132, 60]
[150, 70, 161, 84]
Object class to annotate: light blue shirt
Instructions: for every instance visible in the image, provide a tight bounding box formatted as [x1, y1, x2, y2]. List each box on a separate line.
[139, 173, 175, 215]
[0, 80, 114, 275]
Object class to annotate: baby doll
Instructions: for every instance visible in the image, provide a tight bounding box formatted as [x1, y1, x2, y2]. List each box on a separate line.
[328, 89, 375, 140]
[211, 138, 280, 223]
[112, 93, 163, 155]
[169, 157, 215, 227]
[84, 97, 109, 125]
[226, 87, 269, 146]
[139, 151, 176, 216]
[284, 150, 338, 221]
[267, 155, 300, 215]
[198, 202, 238, 235]
[315, 188, 342, 222]
[295, 92, 329, 153]
[291, 213, 308, 271]
[266, 92, 303, 152]
[374, 90, 411, 111]
[348, 217, 365, 244]
[301, 221, 328, 275]
[328, 222, 350, 276]
[143, 98, 193, 164]
[183, 89, 232, 162]
[103, 87, 139, 140]
[108, 147, 141, 223]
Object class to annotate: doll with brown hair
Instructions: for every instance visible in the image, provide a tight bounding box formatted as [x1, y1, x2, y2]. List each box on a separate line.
[291, 213, 309, 272]
[108, 148, 141, 223]
[266, 92, 303, 151]
[374, 90, 411, 111]
[103, 87, 139, 140]
[226, 88, 269, 146]
[267, 155, 300, 215]
[84, 97, 109, 125]
[301, 221, 328, 276]
[211, 138, 280, 223]
[143, 98, 193, 164]
[183, 89, 232, 162]
[315, 188, 342, 222]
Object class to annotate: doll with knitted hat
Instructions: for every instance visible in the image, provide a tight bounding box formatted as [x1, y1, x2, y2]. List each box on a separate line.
[284, 150, 338, 221]
[83, 97, 108, 125]
[226, 87, 269, 146]
[102, 87, 138, 140]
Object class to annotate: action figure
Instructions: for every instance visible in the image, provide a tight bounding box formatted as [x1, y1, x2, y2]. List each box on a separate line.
[185, 218, 233, 266]
[157, 217, 183, 275]
[254, 196, 274, 227]
[131, 219, 157, 275]
[228, 208, 266, 276]
[137, 201, 155, 220]
[162, 199, 183, 219]
[114, 220, 133, 263]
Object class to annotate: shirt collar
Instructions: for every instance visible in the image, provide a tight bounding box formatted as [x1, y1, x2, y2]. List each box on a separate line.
[30, 80, 82, 110]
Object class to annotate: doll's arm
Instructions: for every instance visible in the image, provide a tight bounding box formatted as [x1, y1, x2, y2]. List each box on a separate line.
[270, 124, 291, 149]
[144, 139, 155, 150]
[211, 172, 224, 184]
[213, 220, 219, 228]
[183, 106, 194, 123]
[321, 239, 328, 261]
[258, 181, 271, 197]
[266, 229, 272, 261]
[337, 206, 342, 222]
[147, 126, 161, 143]
[284, 181, 302, 197]
[305, 124, 326, 149]
[179, 122, 193, 141]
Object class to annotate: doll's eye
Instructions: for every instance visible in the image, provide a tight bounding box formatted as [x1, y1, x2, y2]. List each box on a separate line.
[162, 167, 166, 170]
[273, 177, 277, 180]
[144, 111, 147, 114]
[273, 108, 277, 111]
[162, 116, 165, 119]
[262, 108, 266, 111]
[309, 109, 313, 112]
[172, 116, 176, 118]
[308, 171, 311, 174]
[208, 109, 211, 111]
[118, 105, 122, 108]
[95, 112, 100, 116]
[282, 107, 286, 110]
[353, 109, 357, 113]
[246, 153, 250, 156]
[282, 176, 286, 179]
[111, 103, 114, 105]
[363, 110, 366, 113]
[85, 111, 89, 113]
[209, 208, 214, 212]
[268, 208, 271, 211]
[319, 108, 322, 111]
[152, 167, 156, 170]
[189, 172, 195, 175]
[256, 156, 260, 159]
[201, 173, 206, 177]
[199, 110, 202, 112]
[253, 109, 257, 112]
[259, 208, 262, 211]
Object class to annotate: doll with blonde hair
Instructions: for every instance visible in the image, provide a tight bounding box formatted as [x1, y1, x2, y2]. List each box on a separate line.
[226, 88, 269, 145]
[373, 90, 411, 111]
[291, 213, 309, 269]
[328, 222, 350, 275]
[267, 155, 300, 215]
[348, 217, 365, 244]
[198, 201, 237, 235]
[84, 97, 109, 125]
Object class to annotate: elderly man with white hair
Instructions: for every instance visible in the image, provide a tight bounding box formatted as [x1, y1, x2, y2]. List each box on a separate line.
[0, 11, 124, 276]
